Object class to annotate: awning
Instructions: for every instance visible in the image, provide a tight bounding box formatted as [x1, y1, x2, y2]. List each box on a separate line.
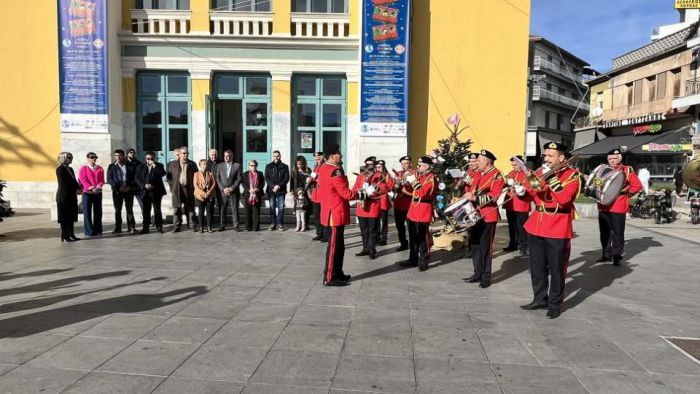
[572, 126, 691, 156]
[573, 128, 596, 151]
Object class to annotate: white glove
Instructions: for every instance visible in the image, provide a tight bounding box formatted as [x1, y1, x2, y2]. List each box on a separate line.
[541, 164, 552, 175]
[388, 191, 396, 199]
[515, 184, 526, 197]
[405, 174, 416, 184]
[310, 171, 318, 179]
[366, 185, 377, 195]
[507, 178, 515, 186]
[362, 182, 370, 190]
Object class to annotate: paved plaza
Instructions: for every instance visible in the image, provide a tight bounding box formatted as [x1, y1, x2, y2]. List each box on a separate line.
[0, 210, 699, 393]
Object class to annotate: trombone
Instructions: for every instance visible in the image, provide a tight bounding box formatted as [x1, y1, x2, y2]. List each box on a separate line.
[524, 154, 580, 192]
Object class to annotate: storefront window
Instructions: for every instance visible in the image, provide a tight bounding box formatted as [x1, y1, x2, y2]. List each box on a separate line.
[212, 0, 270, 11]
[293, 0, 347, 13]
[137, 0, 190, 10]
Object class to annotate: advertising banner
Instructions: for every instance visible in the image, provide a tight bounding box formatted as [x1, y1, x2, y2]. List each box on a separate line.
[360, 0, 411, 137]
[58, 0, 109, 133]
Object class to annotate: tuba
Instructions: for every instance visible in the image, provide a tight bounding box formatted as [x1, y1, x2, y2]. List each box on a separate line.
[683, 157, 700, 190]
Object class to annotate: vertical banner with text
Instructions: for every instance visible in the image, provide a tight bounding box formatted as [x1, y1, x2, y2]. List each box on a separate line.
[360, 0, 411, 137]
[58, 0, 109, 133]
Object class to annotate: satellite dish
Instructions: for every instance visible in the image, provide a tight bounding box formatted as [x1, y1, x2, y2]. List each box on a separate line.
[592, 107, 603, 117]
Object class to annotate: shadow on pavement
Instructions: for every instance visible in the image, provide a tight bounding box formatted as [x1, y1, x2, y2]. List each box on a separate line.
[0, 268, 73, 282]
[492, 254, 529, 284]
[0, 271, 132, 299]
[0, 227, 62, 242]
[0, 286, 208, 338]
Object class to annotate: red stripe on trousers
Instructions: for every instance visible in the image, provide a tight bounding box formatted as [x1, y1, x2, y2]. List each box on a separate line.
[327, 226, 337, 282]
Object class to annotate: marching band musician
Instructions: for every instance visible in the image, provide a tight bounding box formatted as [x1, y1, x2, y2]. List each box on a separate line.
[463, 150, 505, 288]
[393, 156, 414, 251]
[462, 152, 482, 259]
[309, 152, 326, 242]
[517, 142, 581, 318]
[376, 160, 393, 246]
[596, 147, 642, 266]
[318, 145, 359, 286]
[503, 155, 532, 256]
[400, 156, 437, 271]
[352, 157, 384, 260]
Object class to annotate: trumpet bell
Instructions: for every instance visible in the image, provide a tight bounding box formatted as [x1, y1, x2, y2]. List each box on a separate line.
[683, 158, 700, 189]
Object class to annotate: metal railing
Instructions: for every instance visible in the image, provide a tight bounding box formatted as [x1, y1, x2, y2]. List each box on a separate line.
[533, 56, 589, 85]
[684, 79, 700, 97]
[130, 9, 190, 34]
[532, 86, 589, 109]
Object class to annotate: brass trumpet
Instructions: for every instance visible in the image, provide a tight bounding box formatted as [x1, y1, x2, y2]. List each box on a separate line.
[525, 154, 580, 192]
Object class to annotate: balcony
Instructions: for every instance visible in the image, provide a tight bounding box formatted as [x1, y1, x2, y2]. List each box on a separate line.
[672, 78, 700, 109]
[532, 86, 588, 110]
[210, 11, 273, 36]
[291, 13, 350, 38]
[130, 9, 190, 34]
[533, 56, 589, 85]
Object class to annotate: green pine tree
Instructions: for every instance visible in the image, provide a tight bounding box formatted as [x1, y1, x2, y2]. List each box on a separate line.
[430, 114, 472, 215]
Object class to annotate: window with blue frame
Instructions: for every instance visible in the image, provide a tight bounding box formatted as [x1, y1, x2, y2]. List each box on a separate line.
[136, 0, 190, 9]
[212, 0, 271, 11]
[292, 0, 347, 13]
[137, 72, 191, 163]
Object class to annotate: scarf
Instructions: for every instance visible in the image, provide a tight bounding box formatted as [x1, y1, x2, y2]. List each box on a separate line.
[248, 171, 259, 205]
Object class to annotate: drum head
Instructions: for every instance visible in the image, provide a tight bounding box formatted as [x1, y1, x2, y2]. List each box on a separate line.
[599, 172, 625, 206]
[444, 197, 468, 213]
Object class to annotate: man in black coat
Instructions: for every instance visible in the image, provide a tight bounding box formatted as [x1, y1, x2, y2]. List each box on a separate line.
[215, 149, 243, 231]
[166, 146, 197, 232]
[107, 149, 137, 234]
[135, 151, 167, 234]
[264, 150, 290, 231]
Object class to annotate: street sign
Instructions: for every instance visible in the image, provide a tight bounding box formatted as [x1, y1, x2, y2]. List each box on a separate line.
[675, 0, 700, 9]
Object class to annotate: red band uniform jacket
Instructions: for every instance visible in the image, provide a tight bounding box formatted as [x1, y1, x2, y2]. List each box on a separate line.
[352, 172, 384, 218]
[379, 174, 394, 211]
[318, 162, 356, 227]
[464, 168, 482, 194]
[473, 167, 505, 223]
[504, 170, 532, 213]
[407, 172, 437, 223]
[309, 164, 322, 204]
[597, 165, 642, 214]
[393, 170, 414, 211]
[523, 167, 581, 239]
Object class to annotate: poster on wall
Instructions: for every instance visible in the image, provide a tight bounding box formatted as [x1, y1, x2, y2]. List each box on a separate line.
[58, 0, 109, 133]
[360, 0, 411, 137]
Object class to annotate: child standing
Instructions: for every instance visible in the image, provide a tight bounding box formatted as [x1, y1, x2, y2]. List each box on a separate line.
[291, 156, 310, 232]
[294, 187, 309, 231]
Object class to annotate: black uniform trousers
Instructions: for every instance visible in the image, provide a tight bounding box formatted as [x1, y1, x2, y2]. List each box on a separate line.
[598, 211, 626, 258]
[378, 210, 389, 243]
[407, 220, 430, 269]
[220, 193, 240, 228]
[528, 235, 571, 311]
[324, 225, 346, 282]
[312, 202, 325, 237]
[141, 192, 163, 230]
[505, 210, 529, 252]
[358, 217, 378, 254]
[394, 208, 409, 247]
[470, 221, 496, 282]
[112, 190, 136, 231]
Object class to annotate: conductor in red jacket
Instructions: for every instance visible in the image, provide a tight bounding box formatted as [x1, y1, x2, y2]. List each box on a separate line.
[596, 147, 642, 266]
[318, 145, 359, 286]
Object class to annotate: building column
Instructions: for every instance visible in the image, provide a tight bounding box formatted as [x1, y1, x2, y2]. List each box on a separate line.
[272, 72, 292, 164]
[190, 0, 210, 34]
[121, 0, 134, 31]
[272, 0, 291, 36]
[349, 0, 360, 36]
[121, 73, 137, 151]
[346, 78, 361, 173]
[191, 71, 211, 161]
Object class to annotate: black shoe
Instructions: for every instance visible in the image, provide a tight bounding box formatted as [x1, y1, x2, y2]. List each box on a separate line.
[185, 223, 191, 229]
[546, 309, 561, 319]
[113, 228, 122, 234]
[519, 249, 529, 257]
[61, 236, 75, 242]
[323, 279, 349, 287]
[312, 234, 324, 241]
[172, 227, 181, 233]
[340, 273, 352, 281]
[503, 246, 518, 252]
[69, 235, 81, 241]
[466, 275, 481, 283]
[479, 281, 491, 288]
[396, 244, 408, 252]
[218, 227, 226, 232]
[398, 260, 417, 267]
[157, 228, 163, 234]
[129, 229, 137, 235]
[596, 256, 611, 263]
[462, 274, 478, 282]
[418, 264, 428, 272]
[369, 252, 377, 260]
[355, 250, 369, 257]
[233, 227, 241, 232]
[520, 302, 548, 310]
[320, 238, 328, 243]
[208, 227, 214, 233]
[378, 240, 387, 246]
[140, 228, 150, 235]
[612, 256, 622, 266]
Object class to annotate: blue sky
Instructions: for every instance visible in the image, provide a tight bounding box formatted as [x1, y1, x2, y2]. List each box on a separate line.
[530, 0, 680, 72]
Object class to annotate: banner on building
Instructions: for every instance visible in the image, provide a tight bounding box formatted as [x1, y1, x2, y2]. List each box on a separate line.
[360, 0, 411, 137]
[58, 0, 109, 133]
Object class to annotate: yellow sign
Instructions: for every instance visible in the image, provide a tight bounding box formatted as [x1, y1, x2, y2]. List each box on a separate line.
[676, 0, 700, 9]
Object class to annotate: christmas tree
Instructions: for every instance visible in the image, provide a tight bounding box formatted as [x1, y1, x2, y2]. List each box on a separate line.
[0, 181, 15, 223]
[430, 114, 473, 215]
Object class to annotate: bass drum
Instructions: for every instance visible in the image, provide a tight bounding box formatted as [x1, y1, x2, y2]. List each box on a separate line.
[584, 164, 625, 206]
[443, 197, 482, 233]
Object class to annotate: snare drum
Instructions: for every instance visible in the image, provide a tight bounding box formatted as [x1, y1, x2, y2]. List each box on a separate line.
[443, 197, 482, 233]
[584, 164, 625, 206]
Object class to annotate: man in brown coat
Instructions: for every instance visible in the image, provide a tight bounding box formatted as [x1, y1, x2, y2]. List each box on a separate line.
[166, 146, 197, 232]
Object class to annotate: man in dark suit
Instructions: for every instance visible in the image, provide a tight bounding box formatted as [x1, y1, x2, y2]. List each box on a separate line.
[107, 149, 137, 234]
[215, 149, 243, 231]
[135, 151, 167, 234]
[264, 150, 290, 231]
[166, 146, 197, 232]
[207, 148, 223, 223]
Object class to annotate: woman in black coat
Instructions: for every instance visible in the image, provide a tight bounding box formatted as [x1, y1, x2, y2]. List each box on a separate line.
[241, 160, 265, 231]
[56, 152, 81, 242]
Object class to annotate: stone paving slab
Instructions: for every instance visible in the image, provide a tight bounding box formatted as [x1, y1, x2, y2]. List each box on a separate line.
[1, 210, 700, 393]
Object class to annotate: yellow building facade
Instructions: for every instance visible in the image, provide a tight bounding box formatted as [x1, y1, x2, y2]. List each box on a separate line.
[0, 0, 530, 208]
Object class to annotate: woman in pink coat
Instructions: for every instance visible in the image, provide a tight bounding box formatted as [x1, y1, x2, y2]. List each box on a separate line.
[78, 152, 105, 237]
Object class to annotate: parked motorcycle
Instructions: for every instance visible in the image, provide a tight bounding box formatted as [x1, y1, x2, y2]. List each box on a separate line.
[653, 189, 678, 224]
[630, 192, 654, 219]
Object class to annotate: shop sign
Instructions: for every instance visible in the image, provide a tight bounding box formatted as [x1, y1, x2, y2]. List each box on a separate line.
[633, 124, 663, 136]
[601, 113, 666, 129]
[58, 0, 108, 133]
[675, 0, 700, 9]
[642, 143, 693, 152]
[360, 0, 411, 137]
